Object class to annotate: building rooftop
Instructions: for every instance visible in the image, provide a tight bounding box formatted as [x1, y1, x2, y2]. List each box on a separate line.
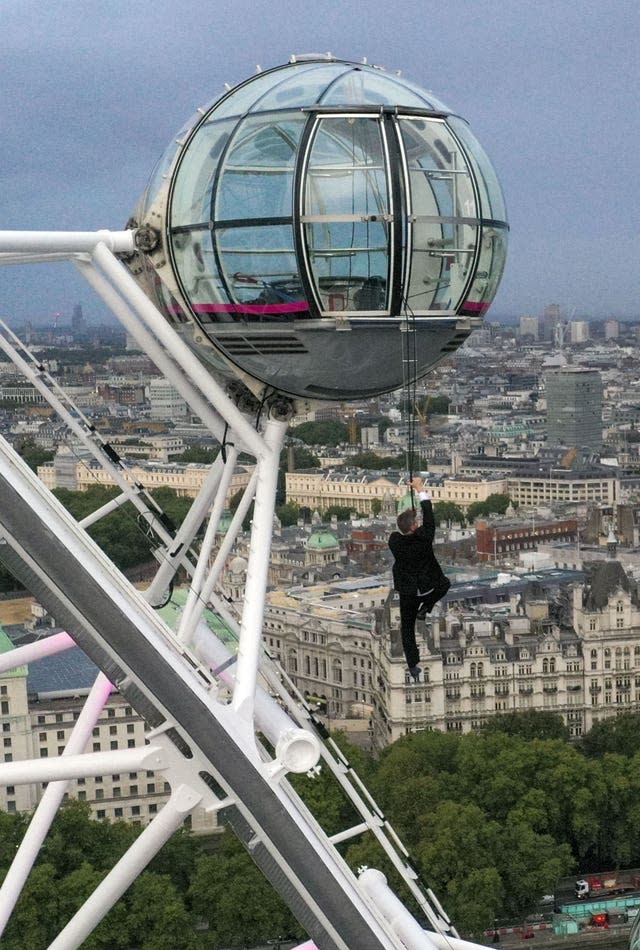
[27, 645, 99, 696]
[306, 531, 339, 550]
[0, 625, 27, 678]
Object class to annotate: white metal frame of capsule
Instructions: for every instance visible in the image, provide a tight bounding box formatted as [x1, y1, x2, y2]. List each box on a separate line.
[0, 227, 491, 949]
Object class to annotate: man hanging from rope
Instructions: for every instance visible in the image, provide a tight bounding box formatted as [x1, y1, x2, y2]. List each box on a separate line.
[388, 476, 451, 680]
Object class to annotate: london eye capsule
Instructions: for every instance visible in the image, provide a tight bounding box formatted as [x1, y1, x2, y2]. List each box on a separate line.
[127, 54, 508, 404]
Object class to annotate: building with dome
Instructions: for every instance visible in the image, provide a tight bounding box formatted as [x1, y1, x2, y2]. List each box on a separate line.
[225, 555, 247, 601]
[305, 530, 340, 568]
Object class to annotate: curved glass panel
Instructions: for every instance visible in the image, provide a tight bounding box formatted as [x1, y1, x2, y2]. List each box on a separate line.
[213, 114, 307, 314]
[322, 70, 451, 112]
[170, 118, 236, 227]
[460, 226, 507, 316]
[250, 64, 353, 112]
[202, 69, 297, 121]
[170, 230, 229, 318]
[215, 114, 304, 220]
[133, 113, 202, 222]
[302, 116, 390, 313]
[320, 70, 428, 108]
[399, 117, 478, 313]
[217, 225, 304, 316]
[169, 112, 308, 319]
[209, 63, 353, 119]
[448, 116, 507, 222]
[382, 73, 452, 113]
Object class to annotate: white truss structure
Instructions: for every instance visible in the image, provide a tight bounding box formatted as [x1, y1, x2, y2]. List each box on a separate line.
[0, 230, 488, 950]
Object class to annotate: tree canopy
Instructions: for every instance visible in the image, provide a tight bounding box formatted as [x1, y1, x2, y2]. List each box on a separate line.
[52, 485, 192, 572]
[580, 710, 640, 758]
[288, 420, 349, 446]
[14, 438, 55, 472]
[6, 715, 640, 942]
[466, 493, 513, 521]
[347, 451, 404, 470]
[433, 501, 467, 526]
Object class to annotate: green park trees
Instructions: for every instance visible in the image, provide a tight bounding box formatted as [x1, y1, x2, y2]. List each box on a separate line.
[466, 493, 513, 521]
[7, 716, 640, 943]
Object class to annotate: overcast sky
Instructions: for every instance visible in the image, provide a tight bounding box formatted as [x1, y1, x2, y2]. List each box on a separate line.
[1, 0, 638, 325]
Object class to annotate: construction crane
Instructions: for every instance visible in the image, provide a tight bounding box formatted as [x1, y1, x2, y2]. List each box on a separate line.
[414, 396, 432, 438]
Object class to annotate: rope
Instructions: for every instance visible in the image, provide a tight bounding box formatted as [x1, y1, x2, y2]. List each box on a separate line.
[401, 299, 419, 508]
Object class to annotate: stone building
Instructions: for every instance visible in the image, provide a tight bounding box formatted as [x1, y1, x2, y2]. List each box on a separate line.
[475, 515, 578, 562]
[262, 560, 640, 750]
[0, 632, 218, 832]
[285, 469, 508, 515]
[38, 458, 254, 502]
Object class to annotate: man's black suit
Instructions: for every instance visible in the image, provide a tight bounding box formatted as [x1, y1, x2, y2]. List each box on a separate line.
[388, 496, 450, 669]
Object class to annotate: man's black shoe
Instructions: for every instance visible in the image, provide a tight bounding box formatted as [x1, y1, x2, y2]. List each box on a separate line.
[416, 605, 428, 621]
[408, 665, 421, 681]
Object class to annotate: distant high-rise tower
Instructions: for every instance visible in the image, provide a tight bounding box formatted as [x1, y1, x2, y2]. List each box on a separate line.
[570, 320, 590, 344]
[545, 367, 603, 452]
[519, 314, 539, 340]
[604, 319, 619, 340]
[149, 377, 188, 420]
[542, 303, 562, 341]
[71, 303, 86, 336]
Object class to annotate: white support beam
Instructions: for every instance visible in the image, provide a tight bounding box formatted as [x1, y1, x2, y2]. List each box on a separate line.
[233, 416, 286, 721]
[48, 784, 202, 950]
[0, 745, 166, 786]
[89, 242, 268, 459]
[177, 443, 239, 641]
[0, 672, 114, 936]
[0, 229, 135, 254]
[143, 456, 226, 606]
[0, 630, 75, 672]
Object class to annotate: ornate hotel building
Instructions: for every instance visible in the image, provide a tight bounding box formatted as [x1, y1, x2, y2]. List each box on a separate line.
[262, 560, 640, 750]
